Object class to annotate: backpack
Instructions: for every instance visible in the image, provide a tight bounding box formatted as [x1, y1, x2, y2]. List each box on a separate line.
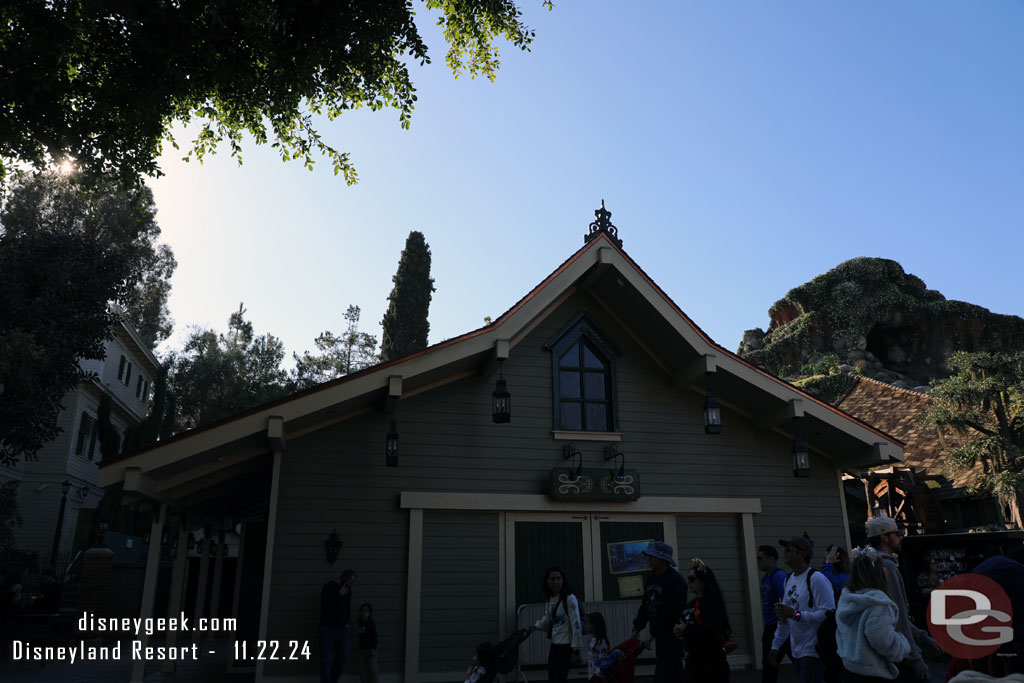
[806, 568, 843, 679]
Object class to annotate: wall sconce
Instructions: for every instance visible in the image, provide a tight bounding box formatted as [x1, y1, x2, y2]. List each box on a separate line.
[703, 392, 722, 434]
[78, 485, 90, 499]
[386, 419, 399, 467]
[792, 436, 811, 478]
[61, 479, 72, 497]
[324, 529, 343, 564]
[603, 443, 626, 481]
[491, 360, 511, 424]
[561, 442, 583, 477]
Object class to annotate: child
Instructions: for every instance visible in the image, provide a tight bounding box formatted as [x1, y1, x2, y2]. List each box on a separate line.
[465, 641, 496, 683]
[584, 612, 611, 681]
[357, 603, 379, 683]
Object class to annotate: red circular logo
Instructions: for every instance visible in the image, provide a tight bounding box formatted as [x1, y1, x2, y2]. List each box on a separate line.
[926, 573, 1013, 659]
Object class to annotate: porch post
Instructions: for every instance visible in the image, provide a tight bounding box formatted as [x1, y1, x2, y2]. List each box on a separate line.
[256, 447, 284, 682]
[130, 502, 167, 683]
[741, 512, 762, 670]
[208, 526, 226, 642]
[837, 471, 853, 550]
[404, 508, 424, 683]
[231, 521, 248, 622]
[192, 530, 212, 644]
[162, 516, 191, 673]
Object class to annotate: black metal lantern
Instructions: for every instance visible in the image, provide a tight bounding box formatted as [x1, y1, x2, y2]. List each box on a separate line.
[324, 529, 343, 564]
[492, 362, 511, 424]
[792, 436, 811, 477]
[561, 442, 583, 477]
[386, 419, 399, 467]
[603, 443, 626, 481]
[61, 479, 72, 496]
[703, 393, 722, 434]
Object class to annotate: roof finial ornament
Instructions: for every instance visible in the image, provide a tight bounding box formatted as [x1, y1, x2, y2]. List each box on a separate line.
[584, 199, 622, 247]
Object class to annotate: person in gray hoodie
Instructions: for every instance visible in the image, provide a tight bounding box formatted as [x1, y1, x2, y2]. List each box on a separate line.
[865, 516, 938, 682]
[836, 546, 911, 682]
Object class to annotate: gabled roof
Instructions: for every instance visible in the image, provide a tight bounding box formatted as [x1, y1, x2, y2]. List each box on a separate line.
[834, 374, 979, 491]
[99, 232, 904, 499]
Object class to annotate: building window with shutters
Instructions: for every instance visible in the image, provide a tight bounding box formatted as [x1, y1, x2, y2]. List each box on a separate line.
[75, 412, 95, 457]
[544, 314, 620, 432]
[124, 362, 133, 386]
[117, 355, 126, 380]
[136, 375, 144, 398]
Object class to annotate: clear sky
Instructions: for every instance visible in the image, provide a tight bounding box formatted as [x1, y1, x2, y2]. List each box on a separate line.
[148, 1, 1024, 366]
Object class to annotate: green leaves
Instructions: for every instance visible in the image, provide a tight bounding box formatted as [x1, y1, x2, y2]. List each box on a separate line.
[1, 1, 545, 191]
[925, 351, 1024, 520]
[380, 230, 435, 362]
[167, 303, 290, 431]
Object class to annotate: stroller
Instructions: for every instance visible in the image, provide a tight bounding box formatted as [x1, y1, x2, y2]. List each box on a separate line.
[467, 628, 532, 683]
[589, 636, 649, 683]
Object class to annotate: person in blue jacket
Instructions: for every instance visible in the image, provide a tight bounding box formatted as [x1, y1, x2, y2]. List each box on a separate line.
[758, 545, 788, 683]
[821, 545, 851, 595]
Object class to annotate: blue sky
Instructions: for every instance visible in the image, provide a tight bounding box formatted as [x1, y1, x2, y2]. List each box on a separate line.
[148, 2, 1024, 365]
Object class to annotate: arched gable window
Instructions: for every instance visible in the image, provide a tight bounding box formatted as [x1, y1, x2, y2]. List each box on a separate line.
[544, 314, 620, 432]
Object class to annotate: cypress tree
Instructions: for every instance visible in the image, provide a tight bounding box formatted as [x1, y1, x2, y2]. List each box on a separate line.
[380, 231, 435, 361]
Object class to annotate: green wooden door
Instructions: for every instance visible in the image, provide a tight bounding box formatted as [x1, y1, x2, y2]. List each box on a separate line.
[514, 520, 588, 606]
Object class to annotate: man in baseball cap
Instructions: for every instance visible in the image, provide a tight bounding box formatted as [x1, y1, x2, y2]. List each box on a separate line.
[769, 534, 834, 683]
[632, 541, 687, 682]
[867, 517, 938, 680]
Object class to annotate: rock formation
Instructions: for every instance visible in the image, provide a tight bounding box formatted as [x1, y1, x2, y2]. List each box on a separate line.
[738, 257, 1024, 398]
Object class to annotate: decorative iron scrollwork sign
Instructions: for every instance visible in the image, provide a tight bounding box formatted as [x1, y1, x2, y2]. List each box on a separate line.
[584, 200, 623, 248]
[548, 467, 641, 501]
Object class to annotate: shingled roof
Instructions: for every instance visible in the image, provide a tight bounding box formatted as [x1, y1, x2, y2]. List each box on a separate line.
[833, 374, 980, 494]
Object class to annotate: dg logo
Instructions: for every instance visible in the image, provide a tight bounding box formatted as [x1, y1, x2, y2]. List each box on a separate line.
[927, 573, 1013, 659]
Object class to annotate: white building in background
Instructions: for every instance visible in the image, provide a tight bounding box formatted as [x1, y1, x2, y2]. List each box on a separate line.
[1, 317, 159, 565]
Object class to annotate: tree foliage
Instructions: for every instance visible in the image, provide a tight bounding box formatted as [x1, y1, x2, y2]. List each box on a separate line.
[293, 305, 379, 389]
[0, 229, 129, 465]
[380, 231, 435, 362]
[122, 365, 176, 454]
[168, 303, 289, 431]
[0, 172, 176, 347]
[1, 0, 549, 190]
[924, 351, 1024, 526]
[0, 481, 23, 553]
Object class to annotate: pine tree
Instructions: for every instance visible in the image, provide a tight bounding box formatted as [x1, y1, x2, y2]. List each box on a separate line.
[380, 231, 435, 362]
[292, 305, 379, 388]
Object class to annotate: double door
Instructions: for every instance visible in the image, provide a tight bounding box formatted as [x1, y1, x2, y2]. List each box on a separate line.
[507, 512, 676, 607]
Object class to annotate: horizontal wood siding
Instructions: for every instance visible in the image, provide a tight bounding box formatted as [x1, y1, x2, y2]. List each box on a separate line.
[419, 511, 499, 672]
[265, 289, 850, 677]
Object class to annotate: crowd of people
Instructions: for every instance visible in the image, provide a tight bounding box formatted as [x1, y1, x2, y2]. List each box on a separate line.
[463, 517, 1022, 683]
[315, 517, 1024, 683]
[760, 516, 1024, 683]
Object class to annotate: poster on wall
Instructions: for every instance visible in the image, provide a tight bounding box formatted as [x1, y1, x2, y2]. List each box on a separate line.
[607, 539, 654, 575]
